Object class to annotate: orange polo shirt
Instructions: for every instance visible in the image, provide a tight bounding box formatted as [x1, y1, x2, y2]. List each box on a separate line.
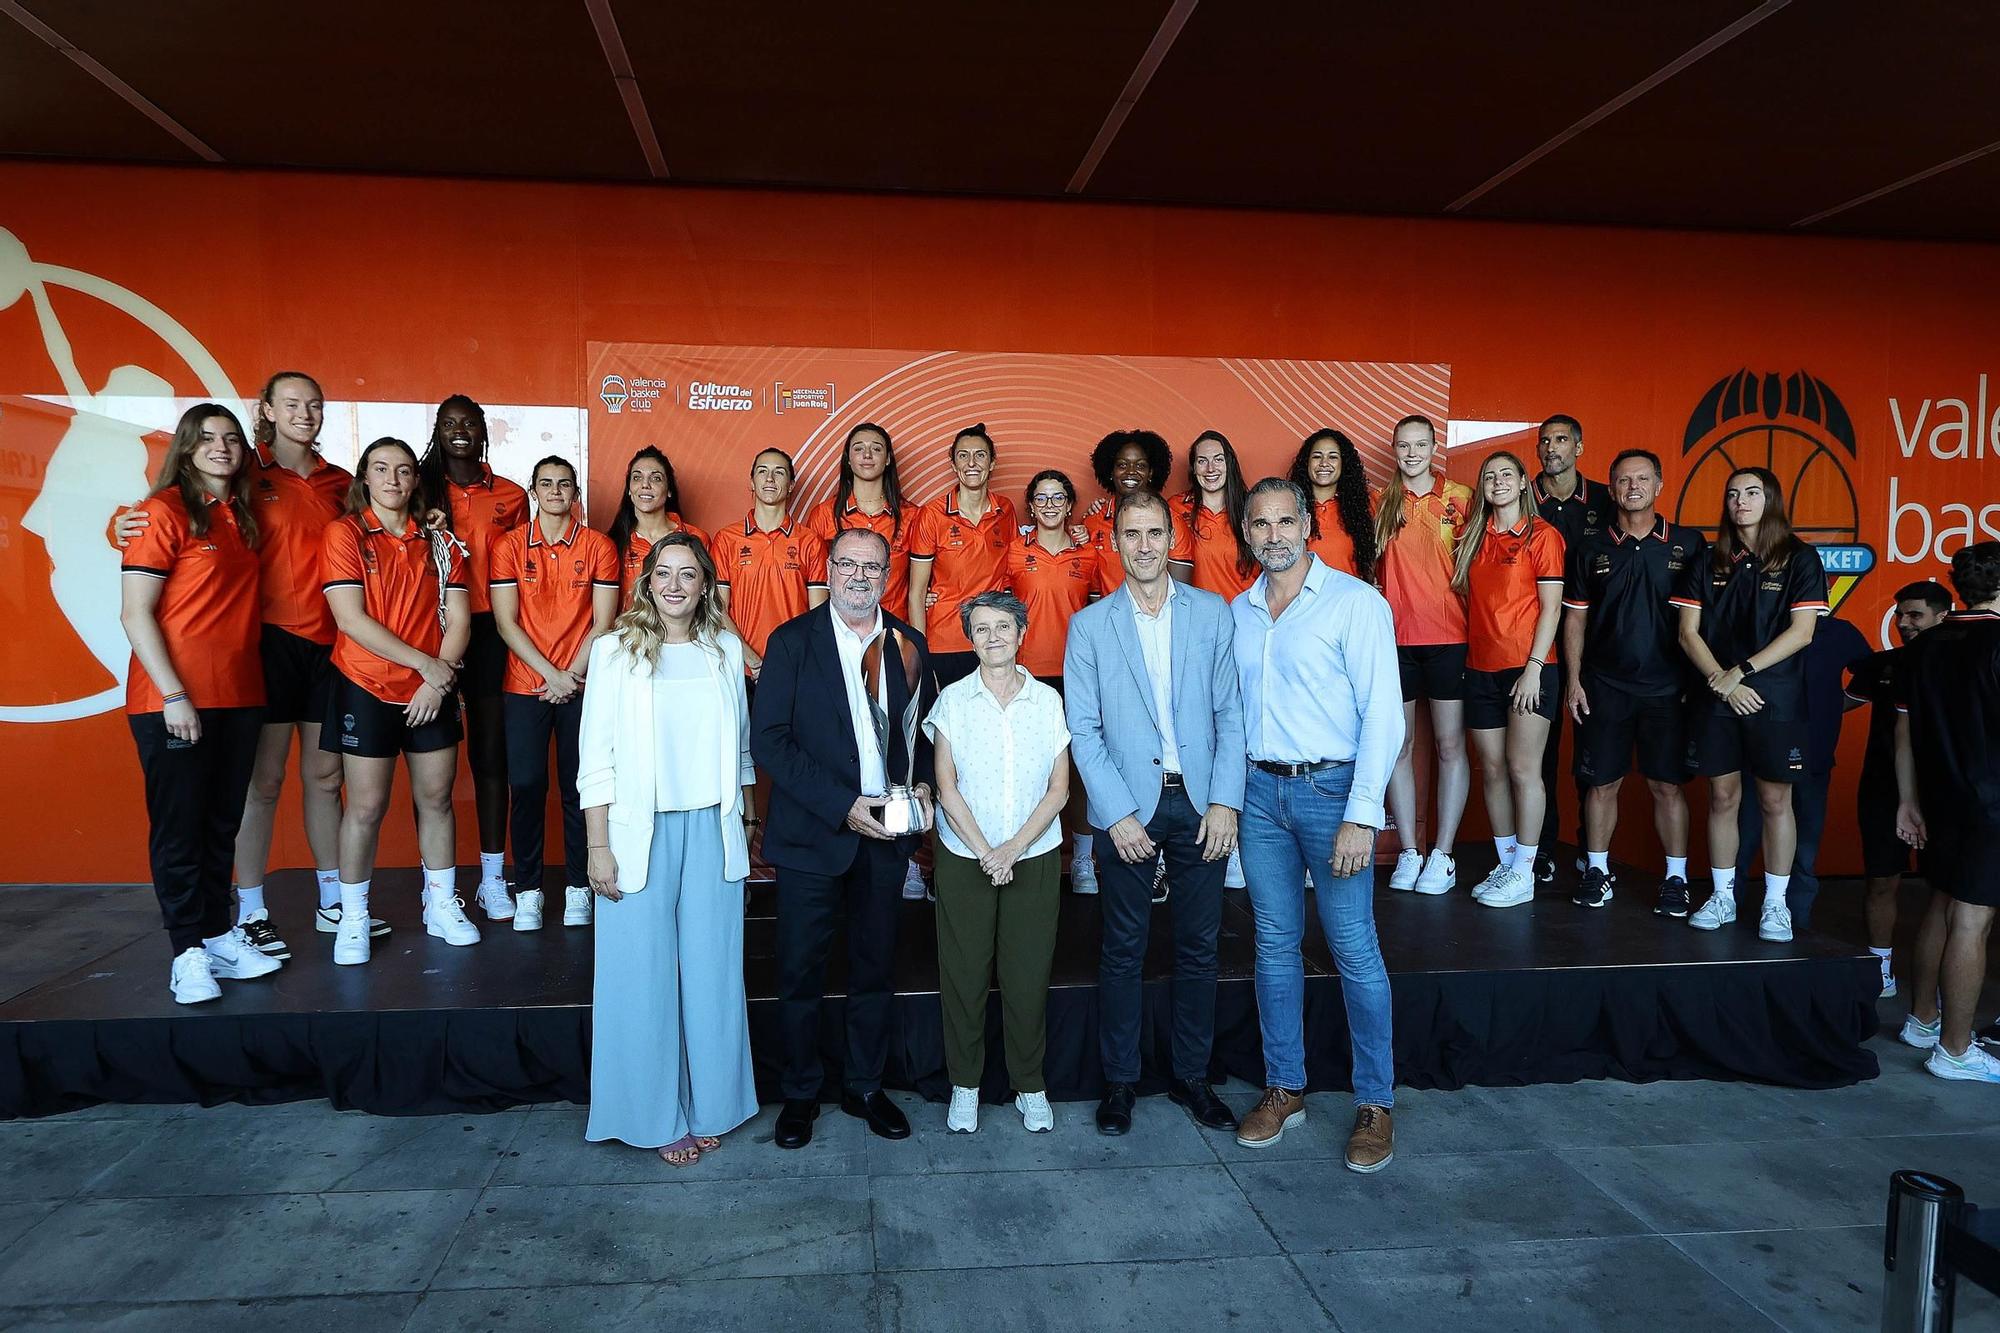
[247, 443, 350, 643]
[1465, 516, 1567, 672]
[322, 511, 467, 703]
[120, 490, 264, 714]
[618, 518, 711, 606]
[489, 516, 621, 694]
[709, 513, 829, 657]
[1006, 531, 1099, 677]
[444, 465, 529, 614]
[1171, 492, 1254, 600]
[1375, 480, 1474, 646]
[910, 492, 1019, 653]
[804, 495, 918, 616]
[1308, 498, 1359, 577]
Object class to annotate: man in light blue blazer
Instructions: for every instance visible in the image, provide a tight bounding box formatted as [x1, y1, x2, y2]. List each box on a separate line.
[1064, 487, 1246, 1137]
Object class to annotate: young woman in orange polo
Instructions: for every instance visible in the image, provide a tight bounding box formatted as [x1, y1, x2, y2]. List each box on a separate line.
[1172, 431, 1256, 601]
[804, 422, 917, 616]
[710, 447, 829, 675]
[607, 445, 710, 605]
[119, 404, 282, 1003]
[1081, 429, 1176, 594]
[321, 437, 475, 965]
[1289, 428, 1378, 581]
[910, 424, 1019, 690]
[1453, 451, 1567, 910]
[1374, 414, 1475, 896]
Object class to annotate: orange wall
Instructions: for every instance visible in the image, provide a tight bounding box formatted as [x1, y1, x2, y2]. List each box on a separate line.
[3, 161, 1998, 883]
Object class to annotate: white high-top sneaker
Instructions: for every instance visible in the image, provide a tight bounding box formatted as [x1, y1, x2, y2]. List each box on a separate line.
[475, 881, 516, 922]
[424, 888, 481, 946]
[563, 886, 594, 926]
[513, 889, 544, 932]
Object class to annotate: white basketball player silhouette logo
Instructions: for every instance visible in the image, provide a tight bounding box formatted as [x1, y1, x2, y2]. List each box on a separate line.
[0, 226, 242, 722]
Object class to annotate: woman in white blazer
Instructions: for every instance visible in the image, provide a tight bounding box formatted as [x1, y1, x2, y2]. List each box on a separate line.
[578, 532, 758, 1165]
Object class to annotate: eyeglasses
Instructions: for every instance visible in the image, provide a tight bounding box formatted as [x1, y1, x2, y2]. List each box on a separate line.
[1030, 493, 1069, 507]
[830, 557, 889, 579]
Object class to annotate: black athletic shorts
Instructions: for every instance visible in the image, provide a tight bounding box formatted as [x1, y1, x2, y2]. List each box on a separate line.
[1858, 776, 1910, 878]
[1686, 709, 1807, 784]
[1398, 643, 1466, 703]
[460, 612, 507, 702]
[320, 670, 462, 759]
[1919, 817, 2000, 907]
[260, 625, 335, 726]
[1574, 679, 1688, 786]
[1464, 663, 1558, 729]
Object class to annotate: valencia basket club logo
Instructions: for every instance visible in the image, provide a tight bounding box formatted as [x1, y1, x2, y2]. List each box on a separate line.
[1674, 369, 1876, 613]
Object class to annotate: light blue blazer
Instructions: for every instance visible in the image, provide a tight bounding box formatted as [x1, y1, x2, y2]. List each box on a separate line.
[1062, 579, 1246, 830]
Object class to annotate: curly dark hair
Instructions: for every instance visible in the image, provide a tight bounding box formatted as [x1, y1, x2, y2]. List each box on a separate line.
[1289, 429, 1378, 582]
[1090, 429, 1172, 493]
[417, 394, 486, 532]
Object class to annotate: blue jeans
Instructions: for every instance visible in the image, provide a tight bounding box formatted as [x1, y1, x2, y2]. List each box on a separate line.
[1240, 763, 1396, 1106]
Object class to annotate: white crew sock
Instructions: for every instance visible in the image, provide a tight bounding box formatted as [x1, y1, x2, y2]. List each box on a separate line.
[1493, 836, 1518, 864]
[1665, 855, 1688, 881]
[1763, 872, 1790, 909]
[1512, 842, 1540, 873]
[1587, 851, 1610, 873]
[316, 868, 341, 909]
[1869, 945, 1893, 960]
[479, 852, 505, 886]
[340, 879, 371, 921]
[1709, 866, 1736, 898]
[1072, 832, 1094, 865]
[235, 883, 265, 924]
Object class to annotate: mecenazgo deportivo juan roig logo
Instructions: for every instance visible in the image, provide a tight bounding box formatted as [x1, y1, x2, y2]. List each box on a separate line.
[1673, 368, 1876, 613]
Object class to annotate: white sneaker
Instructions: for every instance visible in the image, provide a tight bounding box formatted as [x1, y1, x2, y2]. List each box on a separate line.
[1900, 1013, 1942, 1050]
[1070, 854, 1099, 895]
[476, 881, 515, 922]
[1016, 1090, 1054, 1133]
[947, 1086, 979, 1133]
[513, 889, 544, 932]
[1757, 901, 1793, 943]
[1413, 851, 1456, 895]
[170, 947, 221, 1004]
[1224, 848, 1246, 889]
[424, 889, 481, 946]
[563, 886, 593, 926]
[902, 861, 928, 901]
[333, 909, 371, 965]
[1880, 962, 1898, 998]
[1469, 862, 1508, 903]
[1388, 848, 1424, 891]
[1927, 1043, 2000, 1084]
[1689, 892, 1736, 930]
[203, 928, 283, 980]
[315, 905, 390, 938]
[1476, 867, 1534, 909]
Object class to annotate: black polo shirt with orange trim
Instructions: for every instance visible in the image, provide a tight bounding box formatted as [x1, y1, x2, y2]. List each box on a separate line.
[1672, 544, 1829, 719]
[1534, 474, 1613, 549]
[1562, 515, 1706, 696]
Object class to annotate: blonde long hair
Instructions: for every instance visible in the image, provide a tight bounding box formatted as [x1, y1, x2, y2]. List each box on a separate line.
[1372, 413, 1437, 557]
[1450, 451, 1535, 594]
[614, 531, 725, 669]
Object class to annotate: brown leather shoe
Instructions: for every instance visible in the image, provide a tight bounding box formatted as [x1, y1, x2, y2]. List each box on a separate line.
[1235, 1086, 1305, 1149]
[1345, 1104, 1394, 1173]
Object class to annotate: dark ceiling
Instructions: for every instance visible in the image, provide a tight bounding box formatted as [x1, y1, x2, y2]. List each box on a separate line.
[3, 0, 1998, 243]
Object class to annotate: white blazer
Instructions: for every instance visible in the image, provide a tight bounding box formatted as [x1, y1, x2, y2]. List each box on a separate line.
[576, 629, 757, 889]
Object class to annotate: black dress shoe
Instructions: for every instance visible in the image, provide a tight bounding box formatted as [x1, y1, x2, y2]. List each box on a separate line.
[1168, 1078, 1237, 1131]
[840, 1090, 912, 1140]
[1096, 1082, 1135, 1135]
[774, 1098, 819, 1150]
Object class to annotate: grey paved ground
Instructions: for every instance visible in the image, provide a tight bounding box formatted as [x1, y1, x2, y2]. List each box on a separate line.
[1, 1023, 1997, 1332]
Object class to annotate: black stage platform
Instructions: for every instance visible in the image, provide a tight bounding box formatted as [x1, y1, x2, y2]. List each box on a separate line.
[0, 859, 1881, 1118]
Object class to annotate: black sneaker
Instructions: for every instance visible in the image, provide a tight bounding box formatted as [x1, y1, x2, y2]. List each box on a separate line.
[1572, 867, 1615, 908]
[240, 916, 290, 960]
[1532, 852, 1556, 884]
[1655, 875, 1691, 918]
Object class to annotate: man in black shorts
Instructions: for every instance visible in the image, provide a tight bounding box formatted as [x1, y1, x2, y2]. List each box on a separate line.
[1893, 542, 2000, 1084]
[1560, 449, 1705, 913]
[1844, 580, 1949, 996]
[1532, 414, 1612, 884]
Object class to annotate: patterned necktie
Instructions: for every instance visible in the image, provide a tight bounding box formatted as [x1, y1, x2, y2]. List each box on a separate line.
[860, 634, 889, 764]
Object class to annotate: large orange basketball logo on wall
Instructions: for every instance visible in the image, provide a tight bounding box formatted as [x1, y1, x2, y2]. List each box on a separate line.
[1675, 368, 1876, 612]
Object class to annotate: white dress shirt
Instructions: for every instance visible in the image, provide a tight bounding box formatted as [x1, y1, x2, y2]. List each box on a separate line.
[923, 665, 1071, 860]
[830, 605, 890, 797]
[1232, 555, 1406, 830]
[1131, 589, 1182, 775]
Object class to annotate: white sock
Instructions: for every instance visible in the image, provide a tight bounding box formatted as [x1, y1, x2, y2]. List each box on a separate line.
[1665, 855, 1688, 881]
[1764, 872, 1790, 909]
[424, 863, 457, 899]
[236, 884, 265, 923]
[479, 852, 505, 886]
[1710, 866, 1736, 898]
[1493, 836, 1517, 864]
[1587, 851, 1610, 873]
[315, 869, 340, 909]
[1512, 842, 1539, 873]
[340, 879, 371, 921]
[1870, 945, 1892, 960]
[1072, 832, 1094, 865]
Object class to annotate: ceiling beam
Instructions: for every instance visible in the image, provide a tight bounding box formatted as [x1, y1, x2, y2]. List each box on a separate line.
[583, 0, 668, 178]
[1066, 0, 1199, 194]
[0, 0, 222, 162]
[1446, 0, 1789, 213]
[1794, 138, 2000, 227]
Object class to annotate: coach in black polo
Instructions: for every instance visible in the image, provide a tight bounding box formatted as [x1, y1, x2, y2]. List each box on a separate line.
[1560, 448, 1706, 915]
[1531, 414, 1613, 883]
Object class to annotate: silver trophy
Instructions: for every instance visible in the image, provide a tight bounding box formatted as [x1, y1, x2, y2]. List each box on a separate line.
[878, 784, 932, 835]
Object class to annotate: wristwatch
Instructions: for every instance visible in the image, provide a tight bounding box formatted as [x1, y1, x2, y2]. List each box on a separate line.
[1738, 661, 1757, 680]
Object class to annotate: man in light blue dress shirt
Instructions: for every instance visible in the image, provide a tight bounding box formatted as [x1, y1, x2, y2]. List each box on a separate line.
[1229, 477, 1404, 1172]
